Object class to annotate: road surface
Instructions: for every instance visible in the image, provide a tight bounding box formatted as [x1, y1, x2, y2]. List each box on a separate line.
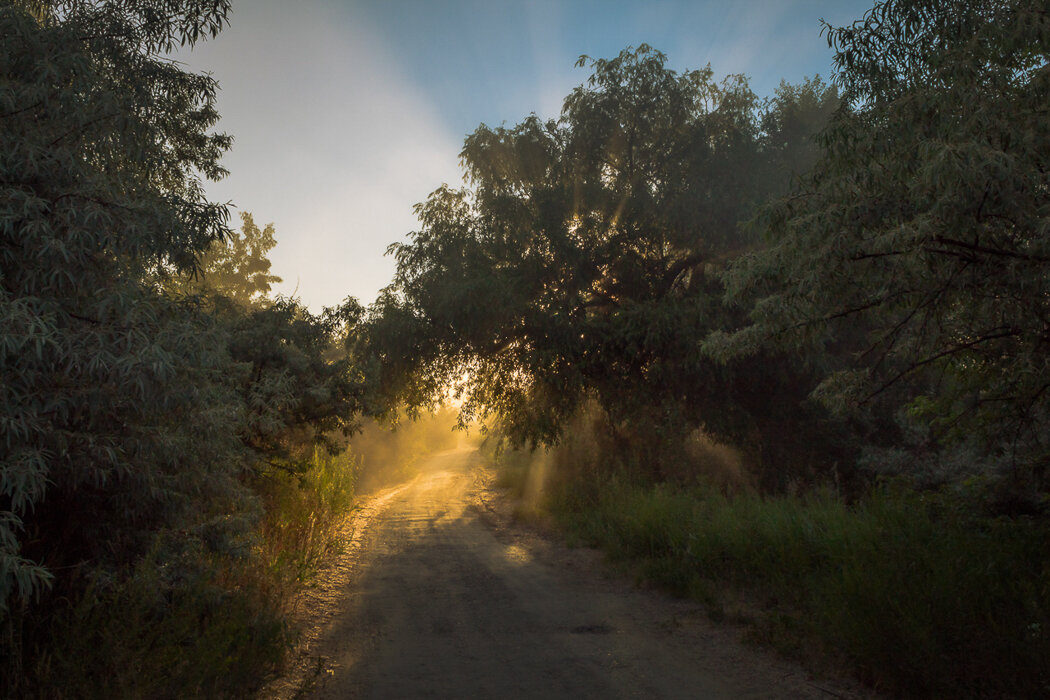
[276, 447, 869, 699]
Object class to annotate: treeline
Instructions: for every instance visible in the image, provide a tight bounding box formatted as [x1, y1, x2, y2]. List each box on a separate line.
[3, 0, 1049, 697]
[367, 0, 1050, 696]
[0, 2, 431, 696]
[373, 2, 1050, 499]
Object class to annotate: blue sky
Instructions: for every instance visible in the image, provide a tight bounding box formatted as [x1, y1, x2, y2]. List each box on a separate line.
[179, 0, 874, 310]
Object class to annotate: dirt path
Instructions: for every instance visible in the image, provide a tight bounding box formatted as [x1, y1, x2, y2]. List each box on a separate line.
[269, 447, 873, 699]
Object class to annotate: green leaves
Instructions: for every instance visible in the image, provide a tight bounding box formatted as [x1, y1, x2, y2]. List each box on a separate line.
[368, 47, 839, 460]
[721, 0, 1050, 482]
[218, 294, 367, 471]
[0, 0, 235, 609]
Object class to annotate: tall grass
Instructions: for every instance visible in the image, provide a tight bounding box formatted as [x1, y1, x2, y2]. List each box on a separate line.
[545, 473, 1050, 698]
[255, 447, 359, 597]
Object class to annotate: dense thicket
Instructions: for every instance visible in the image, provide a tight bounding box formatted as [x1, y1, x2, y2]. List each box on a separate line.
[0, 2, 366, 694]
[711, 0, 1050, 491]
[1, 0, 236, 608]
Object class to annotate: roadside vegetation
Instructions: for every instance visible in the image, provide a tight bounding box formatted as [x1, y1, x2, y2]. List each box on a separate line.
[3, 0, 1047, 697]
[489, 425, 1050, 698]
[370, 1, 1050, 697]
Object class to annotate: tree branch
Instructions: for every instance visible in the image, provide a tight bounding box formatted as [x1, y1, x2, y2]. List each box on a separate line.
[863, 327, 1020, 403]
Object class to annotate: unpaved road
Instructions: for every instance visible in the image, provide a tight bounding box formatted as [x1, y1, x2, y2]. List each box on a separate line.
[278, 447, 871, 699]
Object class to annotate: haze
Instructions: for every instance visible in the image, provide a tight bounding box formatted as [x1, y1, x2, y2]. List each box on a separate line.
[178, 0, 871, 310]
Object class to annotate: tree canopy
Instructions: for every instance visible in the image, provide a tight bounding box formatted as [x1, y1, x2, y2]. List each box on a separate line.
[367, 46, 838, 460]
[709, 0, 1050, 484]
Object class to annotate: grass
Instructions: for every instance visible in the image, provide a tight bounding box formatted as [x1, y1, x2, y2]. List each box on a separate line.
[256, 447, 359, 595]
[497, 448, 1050, 698]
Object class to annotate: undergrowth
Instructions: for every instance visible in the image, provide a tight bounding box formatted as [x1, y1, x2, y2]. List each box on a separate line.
[2, 448, 358, 699]
[256, 447, 359, 596]
[496, 450, 1050, 698]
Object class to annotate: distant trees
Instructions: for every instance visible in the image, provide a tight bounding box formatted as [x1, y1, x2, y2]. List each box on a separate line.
[367, 46, 839, 479]
[711, 0, 1050, 486]
[163, 212, 367, 472]
[165, 211, 283, 307]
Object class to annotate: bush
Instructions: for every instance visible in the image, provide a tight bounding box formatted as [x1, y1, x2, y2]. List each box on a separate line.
[1, 445, 359, 698]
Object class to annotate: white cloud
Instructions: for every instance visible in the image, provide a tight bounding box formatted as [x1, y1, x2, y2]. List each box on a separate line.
[178, 1, 463, 310]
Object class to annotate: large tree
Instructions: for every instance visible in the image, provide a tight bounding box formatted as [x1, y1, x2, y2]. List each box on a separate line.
[0, 0, 235, 607]
[368, 46, 838, 471]
[710, 0, 1050, 484]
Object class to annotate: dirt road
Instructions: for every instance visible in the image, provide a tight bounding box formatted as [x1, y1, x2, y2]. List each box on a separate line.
[281, 447, 869, 699]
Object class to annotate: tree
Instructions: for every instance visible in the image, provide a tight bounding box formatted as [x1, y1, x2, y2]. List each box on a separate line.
[710, 0, 1050, 484]
[165, 211, 283, 307]
[0, 0, 235, 608]
[158, 210, 366, 473]
[368, 46, 839, 475]
[220, 295, 368, 473]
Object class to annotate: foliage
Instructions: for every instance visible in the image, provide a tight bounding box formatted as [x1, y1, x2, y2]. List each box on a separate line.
[165, 211, 283, 307]
[217, 294, 367, 473]
[159, 209, 367, 474]
[368, 47, 839, 473]
[0, 0, 235, 608]
[6, 444, 361, 699]
[8, 548, 287, 700]
[255, 447, 359, 598]
[709, 0, 1050, 486]
[161, 210, 367, 472]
